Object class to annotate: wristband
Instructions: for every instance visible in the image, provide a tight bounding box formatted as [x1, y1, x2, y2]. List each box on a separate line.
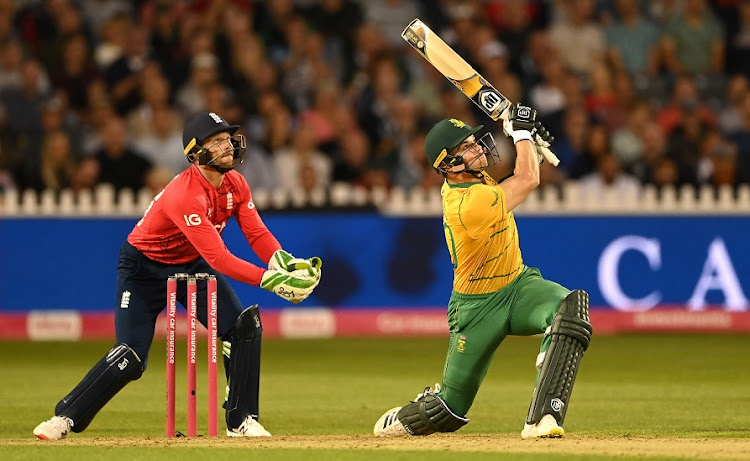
[511, 130, 533, 145]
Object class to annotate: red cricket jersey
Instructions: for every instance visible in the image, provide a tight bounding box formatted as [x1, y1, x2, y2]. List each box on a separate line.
[128, 165, 281, 286]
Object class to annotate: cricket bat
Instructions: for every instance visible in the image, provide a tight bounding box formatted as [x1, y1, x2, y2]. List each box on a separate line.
[402, 18, 560, 167]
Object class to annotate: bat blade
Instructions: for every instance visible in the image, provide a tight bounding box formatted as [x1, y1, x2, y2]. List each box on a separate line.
[402, 19, 511, 121]
[402, 18, 560, 167]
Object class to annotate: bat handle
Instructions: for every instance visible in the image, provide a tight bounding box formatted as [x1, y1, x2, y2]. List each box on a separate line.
[499, 111, 560, 167]
[538, 145, 560, 167]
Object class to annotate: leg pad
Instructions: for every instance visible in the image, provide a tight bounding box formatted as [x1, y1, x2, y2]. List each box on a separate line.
[526, 290, 592, 426]
[397, 392, 469, 435]
[225, 305, 263, 429]
[56, 344, 143, 432]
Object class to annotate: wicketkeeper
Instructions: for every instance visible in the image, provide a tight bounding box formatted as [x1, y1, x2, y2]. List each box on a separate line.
[374, 105, 592, 439]
[33, 112, 322, 440]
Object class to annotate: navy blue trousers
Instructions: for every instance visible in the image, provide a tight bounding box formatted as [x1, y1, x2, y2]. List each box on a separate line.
[115, 242, 246, 370]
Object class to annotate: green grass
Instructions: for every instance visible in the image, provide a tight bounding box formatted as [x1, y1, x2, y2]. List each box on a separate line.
[1, 335, 749, 460]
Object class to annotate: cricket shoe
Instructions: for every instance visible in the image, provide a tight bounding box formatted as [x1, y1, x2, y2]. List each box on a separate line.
[414, 383, 441, 401]
[33, 416, 73, 441]
[521, 414, 564, 439]
[227, 415, 271, 437]
[373, 407, 408, 437]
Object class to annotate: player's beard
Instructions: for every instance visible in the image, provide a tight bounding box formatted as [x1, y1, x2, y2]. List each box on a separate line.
[208, 151, 235, 174]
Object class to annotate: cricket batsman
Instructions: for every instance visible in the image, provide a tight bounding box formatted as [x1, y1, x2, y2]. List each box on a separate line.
[33, 112, 322, 440]
[374, 104, 592, 439]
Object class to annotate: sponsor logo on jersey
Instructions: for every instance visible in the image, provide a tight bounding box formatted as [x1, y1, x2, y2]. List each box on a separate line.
[248, 201, 256, 210]
[120, 291, 131, 309]
[227, 192, 233, 210]
[184, 214, 202, 226]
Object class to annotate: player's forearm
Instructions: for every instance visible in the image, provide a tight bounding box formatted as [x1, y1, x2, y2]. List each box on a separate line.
[513, 140, 540, 189]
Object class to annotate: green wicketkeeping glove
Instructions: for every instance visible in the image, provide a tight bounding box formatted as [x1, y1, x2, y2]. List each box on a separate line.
[260, 268, 318, 304]
[269, 249, 323, 280]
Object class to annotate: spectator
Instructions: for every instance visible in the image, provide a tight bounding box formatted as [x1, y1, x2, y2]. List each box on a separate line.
[175, 52, 219, 117]
[718, 74, 749, 135]
[548, 0, 605, 77]
[492, 0, 539, 79]
[584, 60, 620, 129]
[360, 0, 420, 48]
[550, 105, 590, 174]
[699, 128, 737, 187]
[51, 34, 101, 115]
[656, 75, 716, 135]
[105, 25, 153, 115]
[730, 90, 750, 183]
[303, 0, 363, 83]
[127, 73, 174, 140]
[332, 128, 372, 186]
[611, 99, 653, 170]
[570, 122, 611, 179]
[132, 105, 185, 177]
[272, 121, 332, 192]
[143, 0, 185, 91]
[0, 39, 25, 92]
[0, 59, 50, 169]
[661, 0, 725, 76]
[234, 128, 278, 192]
[298, 81, 346, 155]
[650, 157, 680, 188]
[92, 11, 130, 69]
[93, 117, 153, 192]
[605, 0, 662, 78]
[19, 130, 77, 192]
[528, 53, 568, 117]
[726, 0, 750, 77]
[578, 152, 641, 200]
[635, 124, 670, 185]
[665, 99, 710, 185]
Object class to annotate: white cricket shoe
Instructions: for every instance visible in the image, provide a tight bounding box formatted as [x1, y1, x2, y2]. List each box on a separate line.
[227, 415, 271, 437]
[33, 416, 73, 441]
[373, 407, 408, 437]
[521, 414, 564, 439]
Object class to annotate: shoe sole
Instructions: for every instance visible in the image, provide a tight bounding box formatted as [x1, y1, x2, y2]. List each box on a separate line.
[521, 427, 565, 439]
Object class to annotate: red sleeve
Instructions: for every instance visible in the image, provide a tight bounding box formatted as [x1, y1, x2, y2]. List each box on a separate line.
[234, 179, 282, 264]
[164, 193, 267, 286]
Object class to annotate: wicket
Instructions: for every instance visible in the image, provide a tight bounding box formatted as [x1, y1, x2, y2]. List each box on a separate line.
[166, 273, 219, 438]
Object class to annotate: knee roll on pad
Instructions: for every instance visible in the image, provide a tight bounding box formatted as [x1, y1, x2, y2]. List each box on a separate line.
[396, 393, 469, 435]
[55, 343, 143, 432]
[554, 289, 592, 350]
[226, 305, 263, 429]
[526, 290, 592, 426]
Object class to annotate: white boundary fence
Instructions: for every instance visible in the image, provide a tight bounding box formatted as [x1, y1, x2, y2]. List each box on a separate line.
[1, 182, 750, 217]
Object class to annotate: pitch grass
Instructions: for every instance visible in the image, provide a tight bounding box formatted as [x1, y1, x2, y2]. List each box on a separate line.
[1, 335, 749, 460]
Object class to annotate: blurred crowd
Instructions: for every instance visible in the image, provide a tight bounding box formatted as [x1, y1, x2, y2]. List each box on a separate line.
[0, 0, 749, 202]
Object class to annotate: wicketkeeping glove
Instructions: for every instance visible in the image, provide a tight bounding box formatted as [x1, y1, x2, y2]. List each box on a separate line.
[260, 268, 319, 304]
[269, 249, 323, 279]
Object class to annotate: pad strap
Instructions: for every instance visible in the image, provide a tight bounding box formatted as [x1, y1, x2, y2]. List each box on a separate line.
[56, 343, 143, 432]
[526, 290, 592, 426]
[397, 392, 469, 435]
[225, 305, 263, 429]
